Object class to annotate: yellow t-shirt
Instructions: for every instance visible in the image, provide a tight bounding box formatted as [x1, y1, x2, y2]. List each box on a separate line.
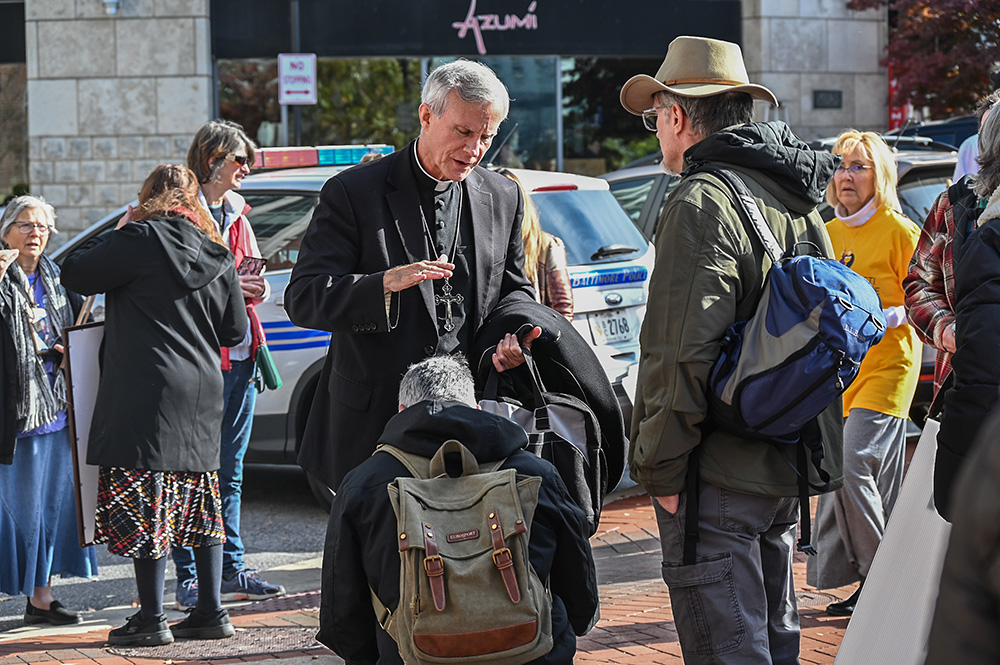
[827, 206, 922, 418]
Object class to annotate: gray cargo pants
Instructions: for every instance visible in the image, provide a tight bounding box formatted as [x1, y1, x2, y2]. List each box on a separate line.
[653, 480, 801, 665]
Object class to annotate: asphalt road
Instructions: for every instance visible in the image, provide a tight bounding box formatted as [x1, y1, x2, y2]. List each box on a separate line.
[0, 464, 329, 633]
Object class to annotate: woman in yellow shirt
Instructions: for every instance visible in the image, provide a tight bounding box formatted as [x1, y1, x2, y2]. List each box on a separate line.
[807, 130, 921, 615]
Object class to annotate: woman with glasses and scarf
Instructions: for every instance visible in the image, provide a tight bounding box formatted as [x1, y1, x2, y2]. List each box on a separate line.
[169, 120, 284, 611]
[0, 196, 97, 626]
[806, 130, 921, 616]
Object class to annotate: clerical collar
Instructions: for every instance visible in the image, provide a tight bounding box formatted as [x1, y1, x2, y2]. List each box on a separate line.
[412, 140, 455, 192]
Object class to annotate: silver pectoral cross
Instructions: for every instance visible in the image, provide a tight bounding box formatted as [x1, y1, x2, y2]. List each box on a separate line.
[434, 279, 464, 332]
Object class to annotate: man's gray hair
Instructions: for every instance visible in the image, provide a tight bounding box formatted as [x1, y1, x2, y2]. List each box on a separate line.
[422, 59, 510, 122]
[0, 195, 57, 242]
[975, 101, 1000, 197]
[398, 355, 477, 408]
[654, 90, 754, 139]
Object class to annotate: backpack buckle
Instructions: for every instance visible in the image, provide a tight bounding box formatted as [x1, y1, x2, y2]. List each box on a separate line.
[423, 555, 444, 576]
[492, 547, 513, 569]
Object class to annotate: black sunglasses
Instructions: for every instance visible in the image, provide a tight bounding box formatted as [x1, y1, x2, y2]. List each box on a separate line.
[227, 153, 252, 167]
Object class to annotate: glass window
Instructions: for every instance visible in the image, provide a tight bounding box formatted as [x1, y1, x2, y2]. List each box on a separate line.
[531, 190, 648, 266]
[608, 176, 658, 223]
[898, 177, 949, 226]
[243, 193, 319, 270]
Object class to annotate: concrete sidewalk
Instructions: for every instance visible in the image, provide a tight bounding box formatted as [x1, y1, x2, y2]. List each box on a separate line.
[0, 492, 855, 665]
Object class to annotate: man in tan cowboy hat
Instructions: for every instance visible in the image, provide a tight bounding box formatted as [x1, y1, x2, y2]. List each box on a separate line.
[623, 36, 843, 664]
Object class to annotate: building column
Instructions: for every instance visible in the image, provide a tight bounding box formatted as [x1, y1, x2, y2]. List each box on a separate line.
[741, 0, 888, 142]
[25, 0, 212, 241]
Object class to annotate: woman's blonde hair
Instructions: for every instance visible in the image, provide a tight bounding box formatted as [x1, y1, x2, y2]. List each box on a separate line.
[500, 169, 544, 284]
[134, 164, 224, 245]
[825, 129, 900, 213]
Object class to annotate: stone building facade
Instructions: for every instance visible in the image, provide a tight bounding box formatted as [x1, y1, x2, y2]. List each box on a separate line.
[24, 0, 212, 242]
[743, 0, 888, 141]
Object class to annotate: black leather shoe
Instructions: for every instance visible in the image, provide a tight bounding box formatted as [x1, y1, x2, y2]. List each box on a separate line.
[24, 599, 82, 626]
[826, 584, 864, 616]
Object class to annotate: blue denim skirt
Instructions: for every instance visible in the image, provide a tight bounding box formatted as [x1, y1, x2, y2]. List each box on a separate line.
[0, 428, 98, 596]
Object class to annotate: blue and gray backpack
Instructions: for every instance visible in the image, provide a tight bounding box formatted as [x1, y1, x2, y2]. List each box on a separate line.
[690, 164, 886, 555]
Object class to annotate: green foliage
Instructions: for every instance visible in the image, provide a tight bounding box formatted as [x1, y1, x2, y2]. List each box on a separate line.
[848, 0, 1000, 117]
[562, 57, 665, 166]
[218, 58, 423, 148]
[301, 59, 423, 147]
[599, 136, 661, 172]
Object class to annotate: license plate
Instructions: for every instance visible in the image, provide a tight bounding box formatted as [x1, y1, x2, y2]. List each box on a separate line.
[590, 309, 633, 345]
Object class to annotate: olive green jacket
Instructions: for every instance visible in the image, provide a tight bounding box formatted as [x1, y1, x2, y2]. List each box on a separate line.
[630, 121, 844, 498]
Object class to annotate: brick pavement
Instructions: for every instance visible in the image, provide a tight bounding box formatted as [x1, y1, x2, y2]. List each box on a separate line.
[0, 492, 856, 664]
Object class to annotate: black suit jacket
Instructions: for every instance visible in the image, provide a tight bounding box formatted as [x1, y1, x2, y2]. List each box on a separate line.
[285, 141, 533, 490]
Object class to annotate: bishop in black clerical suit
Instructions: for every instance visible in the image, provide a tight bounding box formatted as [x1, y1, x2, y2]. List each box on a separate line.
[285, 61, 536, 491]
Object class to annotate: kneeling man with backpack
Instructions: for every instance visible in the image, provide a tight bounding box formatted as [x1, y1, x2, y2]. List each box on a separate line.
[317, 355, 599, 665]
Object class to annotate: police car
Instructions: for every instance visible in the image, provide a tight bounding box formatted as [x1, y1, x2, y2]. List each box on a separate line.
[53, 146, 653, 503]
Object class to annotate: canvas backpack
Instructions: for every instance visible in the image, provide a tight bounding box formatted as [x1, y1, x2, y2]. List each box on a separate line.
[479, 349, 607, 536]
[689, 163, 887, 554]
[371, 439, 553, 665]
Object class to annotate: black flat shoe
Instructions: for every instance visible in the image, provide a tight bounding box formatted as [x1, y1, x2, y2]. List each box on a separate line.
[826, 584, 864, 616]
[108, 612, 173, 646]
[170, 607, 234, 640]
[24, 599, 82, 626]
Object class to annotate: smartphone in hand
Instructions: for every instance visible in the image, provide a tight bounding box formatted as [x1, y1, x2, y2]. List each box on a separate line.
[237, 256, 266, 276]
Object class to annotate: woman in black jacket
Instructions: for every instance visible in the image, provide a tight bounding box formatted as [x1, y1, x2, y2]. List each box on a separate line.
[936, 102, 1000, 522]
[61, 165, 247, 646]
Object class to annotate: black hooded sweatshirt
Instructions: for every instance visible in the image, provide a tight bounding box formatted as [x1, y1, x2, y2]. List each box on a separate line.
[319, 400, 600, 665]
[61, 215, 246, 472]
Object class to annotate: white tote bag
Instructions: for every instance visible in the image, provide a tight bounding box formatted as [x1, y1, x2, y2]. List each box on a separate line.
[834, 418, 951, 665]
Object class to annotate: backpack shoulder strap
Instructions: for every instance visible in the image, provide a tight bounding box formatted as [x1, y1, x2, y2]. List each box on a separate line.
[376, 440, 506, 479]
[375, 444, 431, 479]
[687, 162, 785, 264]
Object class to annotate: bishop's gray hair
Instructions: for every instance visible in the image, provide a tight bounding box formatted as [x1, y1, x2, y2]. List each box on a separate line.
[422, 59, 509, 122]
[398, 355, 477, 409]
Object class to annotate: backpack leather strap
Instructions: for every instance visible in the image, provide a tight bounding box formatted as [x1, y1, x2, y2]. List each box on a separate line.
[423, 522, 447, 611]
[488, 510, 521, 603]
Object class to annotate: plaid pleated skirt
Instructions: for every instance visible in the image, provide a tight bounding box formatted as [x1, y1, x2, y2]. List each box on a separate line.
[95, 466, 226, 559]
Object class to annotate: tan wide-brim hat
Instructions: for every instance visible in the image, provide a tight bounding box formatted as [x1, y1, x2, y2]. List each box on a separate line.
[620, 35, 779, 115]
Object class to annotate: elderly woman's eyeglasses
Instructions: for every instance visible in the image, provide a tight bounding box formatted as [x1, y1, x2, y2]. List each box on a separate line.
[835, 164, 873, 175]
[227, 153, 252, 167]
[641, 106, 670, 132]
[14, 222, 50, 235]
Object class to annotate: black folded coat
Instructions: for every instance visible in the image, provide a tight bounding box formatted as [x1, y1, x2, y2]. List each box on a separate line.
[470, 292, 627, 493]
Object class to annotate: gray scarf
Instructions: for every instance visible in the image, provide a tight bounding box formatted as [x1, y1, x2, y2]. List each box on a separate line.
[0, 254, 73, 433]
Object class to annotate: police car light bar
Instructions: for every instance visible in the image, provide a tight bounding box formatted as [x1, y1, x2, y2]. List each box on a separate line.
[253, 144, 394, 170]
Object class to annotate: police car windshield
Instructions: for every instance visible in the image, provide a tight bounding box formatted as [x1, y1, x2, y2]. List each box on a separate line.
[532, 190, 648, 265]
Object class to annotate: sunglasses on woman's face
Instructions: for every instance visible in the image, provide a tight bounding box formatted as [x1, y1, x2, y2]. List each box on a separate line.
[227, 153, 251, 167]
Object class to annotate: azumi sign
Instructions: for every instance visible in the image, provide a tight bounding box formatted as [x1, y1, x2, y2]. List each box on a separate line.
[213, 0, 742, 59]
